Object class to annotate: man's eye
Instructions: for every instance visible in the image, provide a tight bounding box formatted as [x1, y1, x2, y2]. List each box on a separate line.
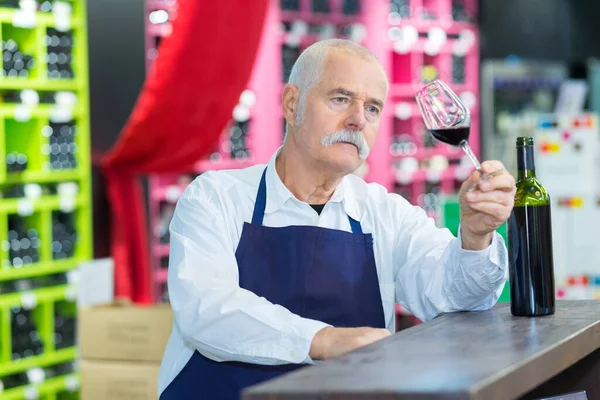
[366, 106, 379, 114]
[334, 97, 347, 103]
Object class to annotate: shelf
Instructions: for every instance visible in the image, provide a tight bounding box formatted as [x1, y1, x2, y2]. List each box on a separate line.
[0, 195, 84, 214]
[279, 10, 361, 25]
[0, 8, 81, 29]
[147, 22, 172, 37]
[1, 373, 79, 400]
[0, 79, 81, 91]
[155, 268, 168, 283]
[395, 165, 472, 185]
[0, 258, 80, 282]
[393, 18, 477, 35]
[0, 284, 72, 308]
[391, 83, 478, 98]
[0, 104, 82, 119]
[391, 146, 464, 161]
[2, 170, 85, 185]
[151, 185, 184, 202]
[195, 158, 256, 172]
[154, 244, 169, 258]
[0, 347, 77, 376]
[147, 0, 177, 10]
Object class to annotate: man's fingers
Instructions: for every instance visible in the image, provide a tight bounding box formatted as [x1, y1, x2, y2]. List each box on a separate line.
[476, 173, 516, 193]
[466, 190, 515, 207]
[481, 160, 505, 174]
[467, 201, 512, 222]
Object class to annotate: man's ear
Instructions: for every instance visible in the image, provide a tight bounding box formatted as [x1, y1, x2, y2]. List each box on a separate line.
[282, 84, 300, 127]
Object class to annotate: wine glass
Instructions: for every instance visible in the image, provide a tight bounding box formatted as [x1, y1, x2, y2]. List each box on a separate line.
[415, 79, 504, 190]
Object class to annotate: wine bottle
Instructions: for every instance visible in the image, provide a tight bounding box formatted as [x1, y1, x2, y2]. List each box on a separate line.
[508, 136, 556, 317]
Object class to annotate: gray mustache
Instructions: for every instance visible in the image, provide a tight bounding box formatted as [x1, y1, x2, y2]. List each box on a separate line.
[321, 129, 370, 160]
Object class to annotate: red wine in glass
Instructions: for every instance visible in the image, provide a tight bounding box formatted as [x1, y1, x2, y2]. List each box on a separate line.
[416, 80, 504, 189]
[429, 127, 470, 147]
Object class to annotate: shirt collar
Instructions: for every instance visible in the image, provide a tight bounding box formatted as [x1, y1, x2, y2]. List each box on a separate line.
[264, 147, 364, 222]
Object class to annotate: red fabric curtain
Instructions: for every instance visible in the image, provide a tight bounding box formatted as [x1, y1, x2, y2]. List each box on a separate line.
[101, 0, 269, 304]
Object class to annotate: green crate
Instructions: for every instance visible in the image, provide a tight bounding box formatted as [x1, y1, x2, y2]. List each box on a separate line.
[438, 195, 510, 303]
[0, 1, 91, 398]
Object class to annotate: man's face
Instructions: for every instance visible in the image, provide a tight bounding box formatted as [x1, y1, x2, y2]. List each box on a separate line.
[292, 50, 388, 174]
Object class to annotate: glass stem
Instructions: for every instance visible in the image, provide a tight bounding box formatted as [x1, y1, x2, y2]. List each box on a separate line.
[460, 141, 482, 172]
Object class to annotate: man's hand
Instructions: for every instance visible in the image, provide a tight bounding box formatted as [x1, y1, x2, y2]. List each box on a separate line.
[459, 161, 516, 251]
[309, 327, 391, 360]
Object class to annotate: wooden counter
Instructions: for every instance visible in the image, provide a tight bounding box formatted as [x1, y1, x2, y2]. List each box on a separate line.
[243, 300, 600, 400]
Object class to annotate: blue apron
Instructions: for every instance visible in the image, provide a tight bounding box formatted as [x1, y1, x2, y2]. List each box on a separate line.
[160, 167, 385, 400]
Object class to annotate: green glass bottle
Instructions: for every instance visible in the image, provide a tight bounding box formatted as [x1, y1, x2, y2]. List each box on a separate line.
[508, 137, 555, 316]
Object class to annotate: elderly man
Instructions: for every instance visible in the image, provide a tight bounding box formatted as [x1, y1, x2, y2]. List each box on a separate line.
[158, 39, 515, 399]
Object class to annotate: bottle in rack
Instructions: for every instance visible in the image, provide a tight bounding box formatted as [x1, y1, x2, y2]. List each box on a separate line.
[280, 0, 299, 11]
[390, 0, 411, 18]
[508, 137, 556, 317]
[5, 215, 41, 267]
[38, 0, 52, 12]
[282, 45, 300, 83]
[2, 39, 35, 78]
[49, 122, 78, 170]
[46, 29, 74, 79]
[342, 0, 361, 15]
[312, 0, 329, 13]
[52, 211, 77, 260]
[54, 306, 76, 350]
[10, 306, 45, 360]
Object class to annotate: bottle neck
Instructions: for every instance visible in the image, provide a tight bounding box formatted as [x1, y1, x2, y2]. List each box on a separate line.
[517, 145, 536, 180]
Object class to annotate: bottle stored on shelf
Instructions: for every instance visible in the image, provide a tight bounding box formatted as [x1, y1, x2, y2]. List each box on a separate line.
[390, 0, 411, 18]
[52, 211, 77, 260]
[452, 0, 471, 22]
[158, 202, 176, 244]
[452, 55, 466, 84]
[149, 9, 170, 24]
[2, 184, 25, 198]
[10, 306, 45, 360]
[0, 372, 29, 391]
[1, 90, 22, 103]
[54, 306, 76, 350]
[280, 0, 299, 11]
[312, 0, 329, 13]
[44, 361, 76, 379]
[38, 0, 52, 12]
[342, 0, 360, 15]
[282, 44, 300, 83]
[6, 151, 28, 172]
[2, 39, 35, 78]
[161, 282, 169, 302]
[0, 0, 20, 8]
[48, 122, 78, 170]
[46, 29, 74, 79]
[4, 215, 41, 267]
[229, 119, 250, 159]
[508, 137, 556, 317]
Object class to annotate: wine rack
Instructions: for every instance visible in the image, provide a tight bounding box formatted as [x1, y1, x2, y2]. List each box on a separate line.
[0, 0, 92, 398]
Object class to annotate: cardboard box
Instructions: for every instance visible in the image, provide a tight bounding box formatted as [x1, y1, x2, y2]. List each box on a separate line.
[81, 359, 160, 400]
[79, 303, 173, 362]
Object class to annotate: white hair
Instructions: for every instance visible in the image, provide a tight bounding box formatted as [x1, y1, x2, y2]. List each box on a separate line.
[286, 39, 387, 133]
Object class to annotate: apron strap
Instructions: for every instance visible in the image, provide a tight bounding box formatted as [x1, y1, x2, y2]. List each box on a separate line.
[251, 168, 268, 226]
[252, 167, 363, 234]
[347, 215, 363, 234]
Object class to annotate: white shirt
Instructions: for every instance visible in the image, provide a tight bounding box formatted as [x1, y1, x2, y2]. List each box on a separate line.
[157, 148, 508, 395]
